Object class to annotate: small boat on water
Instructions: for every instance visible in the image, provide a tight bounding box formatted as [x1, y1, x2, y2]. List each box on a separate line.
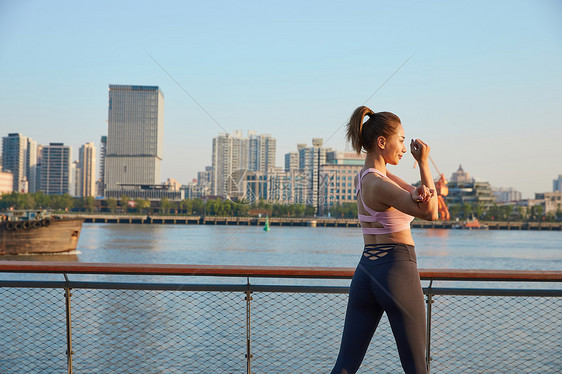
[452, 218, 489, 230]
[0, 210, 84, 255]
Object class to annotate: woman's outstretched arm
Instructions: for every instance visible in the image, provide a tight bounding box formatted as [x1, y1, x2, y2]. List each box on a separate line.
[410, 139, 438, 220]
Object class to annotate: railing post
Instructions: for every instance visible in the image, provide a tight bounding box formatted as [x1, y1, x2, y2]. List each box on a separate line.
[63, 273, 74, 374]
[245, 277, 253, 374]
[425, 280, 434, 374]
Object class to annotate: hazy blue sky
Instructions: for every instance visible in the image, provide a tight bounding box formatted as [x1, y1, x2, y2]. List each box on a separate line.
[1, 0, 561, 198]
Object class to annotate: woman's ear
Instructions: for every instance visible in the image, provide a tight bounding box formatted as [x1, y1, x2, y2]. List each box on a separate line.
[377, 136, 386, 150]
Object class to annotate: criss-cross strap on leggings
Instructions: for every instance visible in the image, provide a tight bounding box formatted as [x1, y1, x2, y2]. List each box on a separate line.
[331, 243, 428, 374]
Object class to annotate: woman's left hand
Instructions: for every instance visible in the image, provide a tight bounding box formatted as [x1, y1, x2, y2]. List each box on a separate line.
[411, 184, 435, 203]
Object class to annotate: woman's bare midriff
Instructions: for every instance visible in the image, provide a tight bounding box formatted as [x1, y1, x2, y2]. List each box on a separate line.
[362, 227, 415, 246]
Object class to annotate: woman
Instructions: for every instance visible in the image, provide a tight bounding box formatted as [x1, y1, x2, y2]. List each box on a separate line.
[331, 106, 438, 374]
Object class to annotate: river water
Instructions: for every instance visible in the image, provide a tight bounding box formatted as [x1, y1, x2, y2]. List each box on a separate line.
[5, 223, 559, 269]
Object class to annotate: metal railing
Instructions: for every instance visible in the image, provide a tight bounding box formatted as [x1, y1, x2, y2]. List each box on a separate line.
[0, 262, 560, 373]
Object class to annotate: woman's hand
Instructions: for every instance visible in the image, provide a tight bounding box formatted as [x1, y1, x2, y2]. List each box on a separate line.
[411, 184, 435, 204]
[410, 139, 430, 164]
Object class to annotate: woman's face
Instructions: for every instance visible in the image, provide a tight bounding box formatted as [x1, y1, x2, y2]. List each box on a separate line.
[383, 124, 407, 165]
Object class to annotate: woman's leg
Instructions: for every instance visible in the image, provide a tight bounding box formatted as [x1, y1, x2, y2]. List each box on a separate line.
[331, 263, 384, 374]
[374, 260, 427, 374]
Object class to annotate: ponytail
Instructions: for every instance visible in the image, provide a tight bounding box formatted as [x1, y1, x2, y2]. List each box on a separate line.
[346, 106, 401, 154]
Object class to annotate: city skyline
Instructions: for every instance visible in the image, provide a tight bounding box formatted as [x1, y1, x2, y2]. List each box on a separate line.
[1, 1, 561, 199]
[3, 126, 561, 202]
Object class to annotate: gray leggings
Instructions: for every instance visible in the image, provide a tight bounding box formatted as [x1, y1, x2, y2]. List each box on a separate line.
[331, 244, 428, 374]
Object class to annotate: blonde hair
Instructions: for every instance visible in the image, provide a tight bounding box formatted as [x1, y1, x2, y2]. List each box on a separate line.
[346, 106, 401, 154]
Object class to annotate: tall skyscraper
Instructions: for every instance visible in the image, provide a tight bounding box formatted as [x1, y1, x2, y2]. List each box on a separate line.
[297, 138, 332, 208]
[99, 135, 107, 196]
[27, 138, 38, 192]
[104, 85, 164, 197]
[553, 175, 562, 193]
[78, 142, 96, 197]
[1, 133, 38, 193]
[39, 143, 72, 195]
[249, 133, 276, 173]
[211, 131, 249, 197]
[284, 152, 298, 172]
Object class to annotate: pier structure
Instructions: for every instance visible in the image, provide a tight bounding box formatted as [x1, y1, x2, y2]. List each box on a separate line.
[63, 214, 562, 230]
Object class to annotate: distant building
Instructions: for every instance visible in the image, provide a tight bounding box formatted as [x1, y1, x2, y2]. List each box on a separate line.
[248, 132, 276, 173]
[211, 131, 249, 198]
[39, 143, 72, 195]
[297, 138, 333, 209]
[1, 133, 37, 193]
[164, 178, 181, 192]
[0, 172, 13, 194]
[27, 138, 38, 193]
[493, 187, 522, 203]
[77, 142, 96, 197]
[104, 85, 164, 198]
[519, 192, 562, 216]
[99, 135, 107, 196]
[326, 151, 364, 166]
[71, 160, 80, 196]
[450, 164, 472, 184]
[446, 165, 495, 209]
[553, 175, 562, 193]
[284, 152, 299, 172]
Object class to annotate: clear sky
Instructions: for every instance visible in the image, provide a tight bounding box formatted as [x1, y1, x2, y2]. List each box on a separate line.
[1, 0, 561, 199]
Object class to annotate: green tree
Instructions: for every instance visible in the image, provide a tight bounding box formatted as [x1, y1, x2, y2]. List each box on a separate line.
[120, 195, 130, 213]
[32, 191, 50, 209]
[135, 198, 150, 214]
[84, 196, 95, 213]
[447, 203, 461, 220]
[106, 198, 117, 213]
[180, 199, 193, 215]
[192, 199, 204, 215]
[304, 205, 315, 217]
[160, 197, 171, 214]
[461, 203, 472, 219]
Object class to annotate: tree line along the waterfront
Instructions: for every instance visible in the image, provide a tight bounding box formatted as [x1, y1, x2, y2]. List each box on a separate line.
[0, 191, 561, 222]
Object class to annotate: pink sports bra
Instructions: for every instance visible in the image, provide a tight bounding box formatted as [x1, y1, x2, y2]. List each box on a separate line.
[356, 168, 414, 235]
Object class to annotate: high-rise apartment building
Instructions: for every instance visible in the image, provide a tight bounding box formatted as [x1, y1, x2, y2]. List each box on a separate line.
[1, 133, 38, 193]
[77, 142, 96, 197]
[249, 133, 276, 173]
[211, 131, 249, 198]
[99, 135, 107, 196]
[39, 143, 72, 195]
[27, 138, 38, 193]
[284, 152, 298, 172]
[104, 85, 164, 197]
[297, 138, 332, 208]
[553, 175, 562, 193]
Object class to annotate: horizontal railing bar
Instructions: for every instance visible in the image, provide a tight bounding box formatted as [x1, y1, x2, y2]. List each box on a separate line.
[0, 261, 561, 282]
[425, 287, 562, 297]
[1, 280, 560, 297]
[0, 281, 248, 292]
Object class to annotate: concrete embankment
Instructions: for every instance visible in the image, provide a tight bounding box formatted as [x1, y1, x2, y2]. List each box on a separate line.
[62, 215, 562, 231]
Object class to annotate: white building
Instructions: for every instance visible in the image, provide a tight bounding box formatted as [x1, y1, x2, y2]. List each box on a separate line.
[493, 187, 522, 203]
[211, 131, 249, 198]
[78, 142, 96, 197]
[249, 133, 276, 173]
[39, 143, 72, 195]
